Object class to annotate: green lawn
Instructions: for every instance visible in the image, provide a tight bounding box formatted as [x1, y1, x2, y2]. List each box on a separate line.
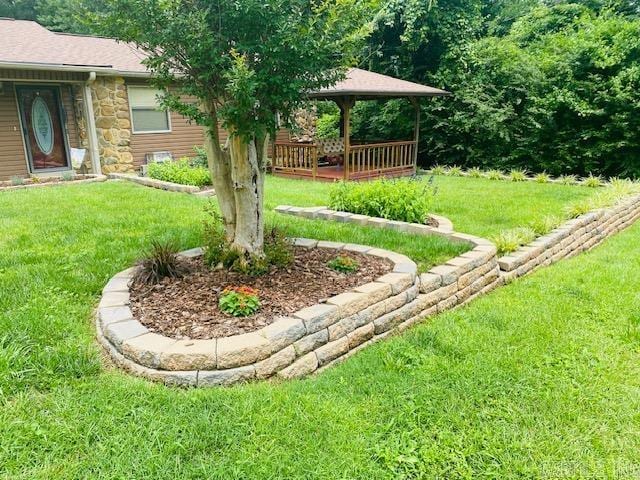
[265, 174, 595, 238]
[2, 178, 638, 479]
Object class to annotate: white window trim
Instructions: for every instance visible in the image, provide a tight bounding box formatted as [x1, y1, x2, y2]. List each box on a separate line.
[127, 86, 172, 134]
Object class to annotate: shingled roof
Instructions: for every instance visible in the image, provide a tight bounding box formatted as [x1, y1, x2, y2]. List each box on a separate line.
[0, 18, 148, 75]
[309, 68, 450, 99]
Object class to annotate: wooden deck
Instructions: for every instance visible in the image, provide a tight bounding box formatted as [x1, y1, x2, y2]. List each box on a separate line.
[271, 140, 417, 181]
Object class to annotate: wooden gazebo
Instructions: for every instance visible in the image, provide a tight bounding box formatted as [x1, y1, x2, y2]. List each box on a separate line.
[271, 68, 450, 181]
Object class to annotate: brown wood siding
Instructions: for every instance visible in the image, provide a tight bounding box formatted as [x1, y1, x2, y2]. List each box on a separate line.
[129, 109, 205, 167]
[0, 69, 86, 82]
[0, 84, 28, 180]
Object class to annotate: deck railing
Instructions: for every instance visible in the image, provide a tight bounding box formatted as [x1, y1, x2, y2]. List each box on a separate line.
[346, 141, 416, 179]
[272, 142, 318, 178]
[272, 140, 416, 180]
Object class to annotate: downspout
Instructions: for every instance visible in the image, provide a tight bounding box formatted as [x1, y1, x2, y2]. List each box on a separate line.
[83, 72, 102, 175]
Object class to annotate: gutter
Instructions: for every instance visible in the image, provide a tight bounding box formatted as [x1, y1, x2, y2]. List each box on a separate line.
[0, 60, 152, 78]
[83, 72, 103, 175]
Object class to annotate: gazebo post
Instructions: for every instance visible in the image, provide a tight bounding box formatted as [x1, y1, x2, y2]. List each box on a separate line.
[336, 96, 355, 181]
[410, 98, 420, 174]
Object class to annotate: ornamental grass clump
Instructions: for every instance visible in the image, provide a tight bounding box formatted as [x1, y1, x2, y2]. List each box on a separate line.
[467, 167, 483, 178]
[218, 286, 260, 317]
[486, 169, 504, 180]
[135, 239, 183, 284]
[493, 227, 536, 255]
[445, 166, 464, 177]
[530, 215, 563, 236]
[558, 174, 578, 185]
[327, 255, 359, 273]
[509, 169, 528, 182]
[534, 172, 551, 184]
[428, 165, 447, 175]
[582, 174, 603, 188]
[329, 177, 436, 224]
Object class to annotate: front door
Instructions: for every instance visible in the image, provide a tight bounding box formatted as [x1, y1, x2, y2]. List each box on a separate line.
[16, 85, 70, 172]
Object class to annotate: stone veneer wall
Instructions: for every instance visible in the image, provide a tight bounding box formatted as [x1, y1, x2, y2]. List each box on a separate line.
[91, 77, 135, 174]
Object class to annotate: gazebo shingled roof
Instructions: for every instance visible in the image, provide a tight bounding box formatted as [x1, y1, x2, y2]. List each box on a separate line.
[309, 67, 450, 99]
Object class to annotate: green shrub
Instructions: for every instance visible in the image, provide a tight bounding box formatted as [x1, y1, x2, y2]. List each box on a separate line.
[534, 172, 551, 184]
[327, 255, 359, 273]
[493, 227, 536, 255]
[61, 171, 76, 181]
[445, 166, 464, 177]
[147, 159, 211, 187]
[530, 215, 562, 235]
[509, 169, 528, 182]
[315, 113, 340, 139]
[582, 174, 603, 188]
[203, 203, 293, 275]
[467, 167, 483, 178]
[428, 165, 447, 175]
[10, 175, 24, 186]
[135, 239, 183, 284]
[486, 169, 504, 180]
[218, 286, 260, 317]
[557, 174, 577, 185]
[191, 146, 209, 168]
[565, 200, 592, 218]
[329, 177, 436, 224]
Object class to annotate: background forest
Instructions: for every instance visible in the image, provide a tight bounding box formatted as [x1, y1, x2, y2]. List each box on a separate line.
[4, 0, 639, 177]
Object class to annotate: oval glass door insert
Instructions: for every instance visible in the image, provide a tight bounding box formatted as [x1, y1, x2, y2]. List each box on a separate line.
[31, 96, 54, 155]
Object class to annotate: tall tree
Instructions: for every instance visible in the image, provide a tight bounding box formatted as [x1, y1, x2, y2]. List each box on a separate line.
[97, 0, 372, 262]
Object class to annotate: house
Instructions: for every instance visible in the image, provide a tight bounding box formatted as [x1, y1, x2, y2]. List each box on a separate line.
[0, 18, 215, 180]
[0, 18, 449, 183]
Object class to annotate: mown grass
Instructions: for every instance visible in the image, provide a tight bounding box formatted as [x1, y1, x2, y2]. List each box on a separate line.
[2, 177, 638, 479]
[265, 174, 594, 238]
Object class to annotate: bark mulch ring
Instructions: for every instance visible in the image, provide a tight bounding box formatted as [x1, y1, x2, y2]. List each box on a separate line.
[130, 247, 394, 340]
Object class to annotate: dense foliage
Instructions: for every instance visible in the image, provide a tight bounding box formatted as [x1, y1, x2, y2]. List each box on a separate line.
[356, 1, 640, 178]
[329, 177, 436, 223]
[147, 160, 211, 187]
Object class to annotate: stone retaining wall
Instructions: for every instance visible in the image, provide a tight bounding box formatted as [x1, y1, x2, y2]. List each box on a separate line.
[108, 173, 216, 196]
[498, 194, 640, 281]
[96, 227, 500, 386]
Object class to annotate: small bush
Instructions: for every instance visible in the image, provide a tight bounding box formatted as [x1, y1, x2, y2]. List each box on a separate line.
[61, 171, 76, 181]
[467, 167, 483, 178]
[147, 159, 211, 187]
[328, 177, 436, 224]
[327, 255, 359, 273]
[509, 169, 528, 182]
[445, 166, 464, 177]
[565, 200, 593, 218]
[486, 169, 504, 180]
[557, 174, 577, 185]
[428, 165, 447, 175]
[203, 203, 293, 275]
[135, 239, 183, 284]
[191, 146, 209, 168]
[582, 174, 603, 188]
[218, 286, 260, 317]
[534, 172, 551, 184]
[493, 227, 536, 255]
[10, 175, 24, 186]
[530, 215, 562, 235]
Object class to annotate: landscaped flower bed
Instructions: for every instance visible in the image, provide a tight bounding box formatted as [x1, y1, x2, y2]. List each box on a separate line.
[129, 247, 392, 339]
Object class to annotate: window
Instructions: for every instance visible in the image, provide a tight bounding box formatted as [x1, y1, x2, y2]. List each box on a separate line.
[128, 87, 171, 133]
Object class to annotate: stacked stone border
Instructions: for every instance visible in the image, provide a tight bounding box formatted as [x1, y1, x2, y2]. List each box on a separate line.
[498, 194, 640, 281]
[0, 175, 107, 192]
[108, 173, 216, 197]
[96, 225, 500, 386]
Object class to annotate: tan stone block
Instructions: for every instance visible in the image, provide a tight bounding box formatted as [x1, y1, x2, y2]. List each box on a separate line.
[255, 345, 296, 379]
[278, 352, 318, 379]
[118, 118, 131, 129]
[326, 291, 371, 317]
[353, 282, 393, 304]
[315, 337, 349, 366]
[347, 323, 374, 349]
[294, 304, 339, 333]
[259, 317, 306, 352]
[159, 339, 217, 371]
[376, 272, 413, 294]
[293, 329, 328, 356]
[122, 333, 177, 369]
[216, 332, 271, 369]
[96, 116, 117, 129]
[198, 365, 255, 386]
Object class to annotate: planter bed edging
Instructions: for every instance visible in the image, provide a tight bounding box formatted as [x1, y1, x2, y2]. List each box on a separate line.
[108, 173, 215, 196]
[0, 174, 107, 192]
[97, 230, 501, 386]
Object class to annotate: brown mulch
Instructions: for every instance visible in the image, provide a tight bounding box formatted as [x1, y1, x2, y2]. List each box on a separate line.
[129, 247, 393, 340]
